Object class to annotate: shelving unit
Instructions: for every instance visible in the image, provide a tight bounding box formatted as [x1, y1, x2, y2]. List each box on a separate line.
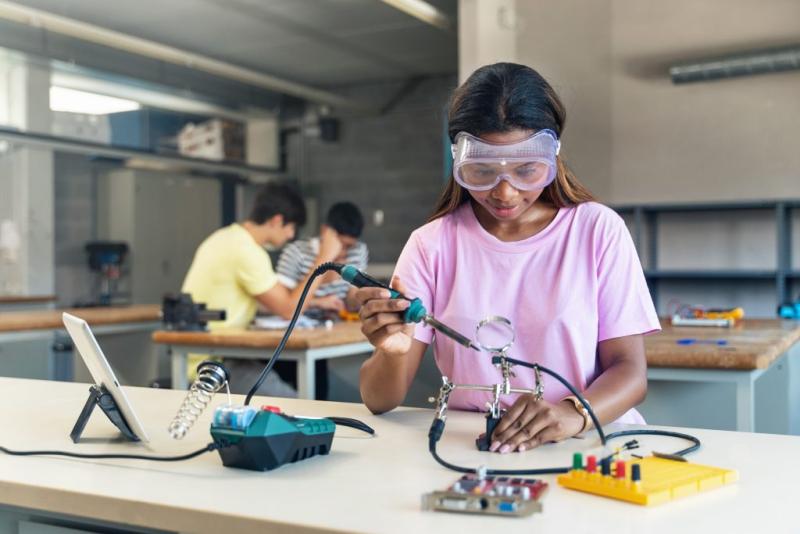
[0, 126, 279, 180]
[613, 200, 799, 313]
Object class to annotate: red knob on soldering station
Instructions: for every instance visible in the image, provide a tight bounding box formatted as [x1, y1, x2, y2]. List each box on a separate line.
[586, 455, 597, 473]
[261, 405, 282, 413]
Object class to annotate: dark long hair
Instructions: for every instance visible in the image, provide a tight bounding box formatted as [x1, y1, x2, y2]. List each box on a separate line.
[430, 63, 595, 221]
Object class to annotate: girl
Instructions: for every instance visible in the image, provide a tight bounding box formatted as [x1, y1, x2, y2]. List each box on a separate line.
[357, 63, 659, 454]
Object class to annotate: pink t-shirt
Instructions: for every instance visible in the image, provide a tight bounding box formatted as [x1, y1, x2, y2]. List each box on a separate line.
[394, 201, 659, 424]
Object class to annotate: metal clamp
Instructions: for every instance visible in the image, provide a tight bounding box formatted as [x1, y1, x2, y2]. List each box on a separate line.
[429, 376, 455, 421]
[533, 365, 544, 401]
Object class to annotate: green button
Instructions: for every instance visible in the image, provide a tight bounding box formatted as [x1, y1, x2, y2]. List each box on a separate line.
[573, 452, 584, 470]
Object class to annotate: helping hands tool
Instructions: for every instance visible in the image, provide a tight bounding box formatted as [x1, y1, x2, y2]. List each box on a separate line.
[338, 264, 481, 351]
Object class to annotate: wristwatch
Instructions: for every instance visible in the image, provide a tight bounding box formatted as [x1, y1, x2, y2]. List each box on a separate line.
[561, 395, 592, 434]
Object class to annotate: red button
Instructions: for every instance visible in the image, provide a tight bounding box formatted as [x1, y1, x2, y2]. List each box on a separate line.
[615, 460, 626, 479]
[261, 405, 281, 413]
[586, 455, 597, 473]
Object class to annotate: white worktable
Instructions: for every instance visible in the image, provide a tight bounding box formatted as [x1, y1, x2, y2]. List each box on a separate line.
[0, 377, 798, 533]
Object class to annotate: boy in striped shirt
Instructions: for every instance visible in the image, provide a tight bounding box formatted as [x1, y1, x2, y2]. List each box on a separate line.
[277, 202, 368, 312]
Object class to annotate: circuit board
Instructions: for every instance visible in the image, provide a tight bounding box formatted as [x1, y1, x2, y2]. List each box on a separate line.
[422, 475, 548, 517]
[557, 455, 738, 506]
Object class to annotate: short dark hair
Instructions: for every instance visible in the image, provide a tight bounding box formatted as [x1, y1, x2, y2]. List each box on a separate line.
[249, 182, 307, 227]
[326, 202, 364, 238]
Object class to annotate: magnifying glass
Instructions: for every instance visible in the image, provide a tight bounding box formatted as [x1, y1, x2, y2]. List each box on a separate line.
[475, 315, 515, 354]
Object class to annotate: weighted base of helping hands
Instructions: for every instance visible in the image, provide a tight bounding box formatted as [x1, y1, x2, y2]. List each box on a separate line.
[476, 414, 502, 451]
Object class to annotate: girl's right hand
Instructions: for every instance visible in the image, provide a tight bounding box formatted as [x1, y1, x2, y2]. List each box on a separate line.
[356, 276, 416, 356]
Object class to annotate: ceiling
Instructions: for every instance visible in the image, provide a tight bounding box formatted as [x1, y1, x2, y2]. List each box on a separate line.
[11, 0, 458, 88]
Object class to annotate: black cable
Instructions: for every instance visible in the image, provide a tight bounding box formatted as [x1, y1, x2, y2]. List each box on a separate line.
[428, 418, 570, 475]
[430, 441, 569, 475]
[0, 441, 228, 462]
[497, 356, 606, 444]
[244, 262, 344, 406]
[432, 450, 569, 475]
[327, 416, 376, 436]
[605, 429, 701, 457]
[428, 357, 703, 475]
[1, 417, 375, 462]
[428, 428, 701, 476]
[502, 358, 702, 455]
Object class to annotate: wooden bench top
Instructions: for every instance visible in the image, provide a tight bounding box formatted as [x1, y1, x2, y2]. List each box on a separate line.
[0, 295, 56, 304]
[152, 320, 369, 350]
[645, 318, 800, 370]
[153, 318, 800, 371]
[0, 304, 161, 332]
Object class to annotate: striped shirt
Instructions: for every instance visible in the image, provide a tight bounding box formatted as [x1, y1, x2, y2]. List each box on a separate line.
[276, 238, 369, 299]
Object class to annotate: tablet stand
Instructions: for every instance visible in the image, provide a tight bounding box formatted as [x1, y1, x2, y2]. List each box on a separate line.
[70, 385, 140, 443]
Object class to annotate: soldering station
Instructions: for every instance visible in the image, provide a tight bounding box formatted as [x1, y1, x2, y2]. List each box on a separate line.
[1, 262, 735, 517]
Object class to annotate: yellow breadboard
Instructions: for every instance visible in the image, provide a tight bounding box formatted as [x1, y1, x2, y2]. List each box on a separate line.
[557, 456, 738, 506]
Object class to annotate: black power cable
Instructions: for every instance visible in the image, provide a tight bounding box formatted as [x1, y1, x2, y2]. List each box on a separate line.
[326, 417, 376, 436]
[0, 418, 377, 463]
[503, 357, 606, 444]
[428, 356, 702, 475]
[605, 429, 701, 457]
[0, 441, 229, 462]
[244, 262, 343, 406]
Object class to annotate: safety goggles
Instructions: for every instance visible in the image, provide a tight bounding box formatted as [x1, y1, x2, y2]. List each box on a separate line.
[451, 130, 560, 191]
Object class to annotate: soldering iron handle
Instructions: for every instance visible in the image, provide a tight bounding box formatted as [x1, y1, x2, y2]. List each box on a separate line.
[339, 264, 427, 324]
[339, 264, 396, 295]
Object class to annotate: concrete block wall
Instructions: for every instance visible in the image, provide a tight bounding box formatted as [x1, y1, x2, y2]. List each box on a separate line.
[292, 74, 457, 263]
[53, 153, 99, 307]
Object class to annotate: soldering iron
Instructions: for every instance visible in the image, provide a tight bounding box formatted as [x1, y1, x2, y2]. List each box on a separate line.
[337, 264, 480, 350]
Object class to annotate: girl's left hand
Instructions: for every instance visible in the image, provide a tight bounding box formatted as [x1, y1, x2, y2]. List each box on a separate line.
[489, 394, 585, 453]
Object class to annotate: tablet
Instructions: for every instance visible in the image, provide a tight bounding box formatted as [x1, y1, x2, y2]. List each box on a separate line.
[62, 312, 150, 442]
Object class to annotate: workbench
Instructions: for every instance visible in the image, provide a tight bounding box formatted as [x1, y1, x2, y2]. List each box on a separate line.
[152, 321, 373, 399]
[0, 305, 162, 381]
[0, 376, 798, 533]
[643, 319, 800, 432]
[0, 295, 56, 311]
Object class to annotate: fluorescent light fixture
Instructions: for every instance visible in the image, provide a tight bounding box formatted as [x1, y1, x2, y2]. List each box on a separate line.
[380, 0, 451, 30]
[51, 70, 257, 121]
[49, 86, 141, 115]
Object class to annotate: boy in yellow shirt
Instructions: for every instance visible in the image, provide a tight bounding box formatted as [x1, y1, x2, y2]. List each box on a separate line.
[182, 182, 344, 396]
